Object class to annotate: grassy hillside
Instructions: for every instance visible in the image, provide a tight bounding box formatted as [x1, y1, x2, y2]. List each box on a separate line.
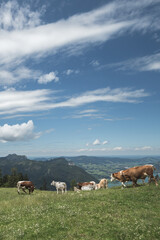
[0, 184, 160, 240]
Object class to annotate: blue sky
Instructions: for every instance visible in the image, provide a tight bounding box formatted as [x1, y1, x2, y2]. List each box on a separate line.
[0, 0, 160, 157]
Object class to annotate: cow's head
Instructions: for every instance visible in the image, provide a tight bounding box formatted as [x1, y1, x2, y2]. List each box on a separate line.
[30, 185, 35, 192]
[51, 181, 55, 186]
[110, 173, 116, 182]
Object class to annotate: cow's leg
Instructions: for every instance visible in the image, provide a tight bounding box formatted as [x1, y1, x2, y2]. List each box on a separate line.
[132, 179, 137, 187]
[142, 179, 145, 185]
[150, 175, 158, 186]
[17, 186, 20, 194]
[57, 188, 58, 194]
[121, 182, 127, 188]
[22, 186, 27, 193]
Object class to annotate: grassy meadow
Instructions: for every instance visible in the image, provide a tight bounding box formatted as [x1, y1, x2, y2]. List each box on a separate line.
[0, 184, 160, 240]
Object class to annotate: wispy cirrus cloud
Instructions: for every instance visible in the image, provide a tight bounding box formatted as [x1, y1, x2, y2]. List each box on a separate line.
[0, 120, 40, 142]
[0, 0, 42, 31]
[0, 0, 160, 65]
[107, 53, 160, 72]
[0, 66, 40, 85]
[0, 87, 150, 116]
[0, 66, 59, 86]
[77, 146, 123, 153]
[135, 146, 152, 151]
[0, 0, 160, 85]
[70, 109, 104, 119]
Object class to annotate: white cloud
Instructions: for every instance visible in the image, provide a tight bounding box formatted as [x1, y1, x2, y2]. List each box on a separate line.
[0, 87, 150, 116]
[0, 0, 159, 86]
[0, 66, 59, 86]
[0, 0, 160, 66]
[103, 140, 108, 145]
[0, 120, 40, 142]
[90, 60, 100, 67]
[65, 69, 74, 75]
[0, 1, 42, 31]
[38, 72, 59, 84]
[93, 139, 101, 145]
[64, 69, 79, 76]
[85, 139, 108, 147]
[0, 66, 39, 85]
[135, 146, 152, 151]
[113, 146, 123, 151]
[78, 147, 107, 152]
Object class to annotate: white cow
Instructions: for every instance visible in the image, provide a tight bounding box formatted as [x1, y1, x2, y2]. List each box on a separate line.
[51, 180, 67, 194]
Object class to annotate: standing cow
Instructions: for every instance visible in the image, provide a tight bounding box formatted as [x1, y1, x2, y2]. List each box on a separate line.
[51, 180, 67, 194]
[17, 181, 35, 194]
[111, 165, 158, 188]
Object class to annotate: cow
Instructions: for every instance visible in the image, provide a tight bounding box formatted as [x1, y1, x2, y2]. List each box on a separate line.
[51, 180, 67, 194]
[77, 181, 96, 190]
[17, 181, 35, 194]
[111, 165, 158, 188]
[96, 178, 108, 189]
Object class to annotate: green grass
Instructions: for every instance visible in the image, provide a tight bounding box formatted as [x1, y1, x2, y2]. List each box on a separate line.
[0, 185, 160, 240]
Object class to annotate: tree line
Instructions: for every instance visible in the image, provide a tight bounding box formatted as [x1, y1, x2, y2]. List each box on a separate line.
[0, 168, 28, 187]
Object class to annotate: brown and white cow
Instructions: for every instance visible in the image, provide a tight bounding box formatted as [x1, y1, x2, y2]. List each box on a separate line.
[77, 181, 96, 190]
[111, 165, 158, 188]
[17, 181, 35, 194]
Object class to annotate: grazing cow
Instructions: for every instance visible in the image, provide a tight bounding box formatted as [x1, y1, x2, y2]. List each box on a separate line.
[17, 181, 35, 194]
[51, 180, 67, 194]
[111, 165, 158, 188]
[77, 181, 96, 190]
[96, 178, 108, 189]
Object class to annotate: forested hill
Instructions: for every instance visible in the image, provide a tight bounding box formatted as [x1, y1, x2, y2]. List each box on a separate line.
[0, 154, 97, 190]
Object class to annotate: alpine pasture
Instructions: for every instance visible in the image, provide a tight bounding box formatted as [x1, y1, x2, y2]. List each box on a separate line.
[0, 184, 160, 240]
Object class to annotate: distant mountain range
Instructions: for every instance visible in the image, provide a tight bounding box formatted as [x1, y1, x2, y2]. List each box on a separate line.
[0, 154, 97, 190]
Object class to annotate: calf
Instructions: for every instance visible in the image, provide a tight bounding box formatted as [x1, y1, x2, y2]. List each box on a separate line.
[17, 181, 35, 194]
[51, 180, 67, 194]
[111, 165, 158, 188]
[96, 178, 108, 189]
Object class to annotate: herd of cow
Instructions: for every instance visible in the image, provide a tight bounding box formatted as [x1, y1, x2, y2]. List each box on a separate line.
[17, 164, 158, 194]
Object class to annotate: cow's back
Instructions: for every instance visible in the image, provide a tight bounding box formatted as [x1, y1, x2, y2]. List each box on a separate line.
[123, 165, 154, 179]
